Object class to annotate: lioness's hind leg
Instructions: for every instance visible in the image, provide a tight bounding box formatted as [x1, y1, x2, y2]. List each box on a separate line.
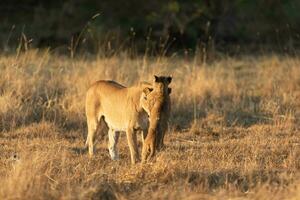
[86, 116, 98, 157]
[108, 129, 120, 160]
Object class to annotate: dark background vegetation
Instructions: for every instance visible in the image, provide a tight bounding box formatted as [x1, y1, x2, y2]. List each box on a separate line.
[1, 0, 300, 55]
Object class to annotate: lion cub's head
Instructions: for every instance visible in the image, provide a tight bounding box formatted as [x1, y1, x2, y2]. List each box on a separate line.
[140, 75, 172, 115]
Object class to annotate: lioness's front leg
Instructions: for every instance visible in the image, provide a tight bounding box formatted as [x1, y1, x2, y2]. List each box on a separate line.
[126, 127, 139, 164]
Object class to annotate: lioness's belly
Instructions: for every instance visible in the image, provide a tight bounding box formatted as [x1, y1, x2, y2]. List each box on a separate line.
[99, 111, 148, 132]
[103, 115, 127, 131]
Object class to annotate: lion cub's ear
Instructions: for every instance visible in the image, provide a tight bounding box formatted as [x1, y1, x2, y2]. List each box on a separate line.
[154, 75, 159, 83]
[154, 75, 164, 83]
[167, 76, 172, 84]
[168, 88, 172, 94]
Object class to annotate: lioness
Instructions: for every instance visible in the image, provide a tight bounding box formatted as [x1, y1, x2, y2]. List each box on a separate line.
[85, 76, 170, 164]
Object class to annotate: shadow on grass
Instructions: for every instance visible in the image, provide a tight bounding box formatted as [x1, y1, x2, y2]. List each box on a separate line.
[91, 184, 118, 200]
[183, 169, 293, 192]
[84, 169, 294, 197]
[0, 89, 278, 135]
[70, 147, 88, 155]
[171, 93, 273, 130]
[70, 144, 110, 156]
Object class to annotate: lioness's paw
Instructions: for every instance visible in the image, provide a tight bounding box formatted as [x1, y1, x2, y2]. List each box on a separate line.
[109, 149, 119, 161]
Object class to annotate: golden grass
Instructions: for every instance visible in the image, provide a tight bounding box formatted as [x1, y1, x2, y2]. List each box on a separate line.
[0, 50, 299, 199]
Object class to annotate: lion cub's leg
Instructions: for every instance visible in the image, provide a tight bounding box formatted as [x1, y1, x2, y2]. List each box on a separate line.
[156, 123, 166, 151]
[108, 129, 120, 160]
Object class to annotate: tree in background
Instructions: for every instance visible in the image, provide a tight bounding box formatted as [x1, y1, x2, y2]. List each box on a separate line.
[1, 0, 300, 54]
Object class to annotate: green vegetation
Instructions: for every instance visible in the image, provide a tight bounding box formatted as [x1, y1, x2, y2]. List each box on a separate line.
[1, 1, 300, 54]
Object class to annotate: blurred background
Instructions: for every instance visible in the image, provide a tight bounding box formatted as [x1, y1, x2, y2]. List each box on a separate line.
[1, 0, 300, 55]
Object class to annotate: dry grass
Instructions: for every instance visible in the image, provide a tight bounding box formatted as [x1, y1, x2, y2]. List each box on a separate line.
[0, 50, 299, 199]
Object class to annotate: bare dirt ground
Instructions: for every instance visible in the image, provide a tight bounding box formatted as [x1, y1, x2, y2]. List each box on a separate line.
[0, 50, 299, 199]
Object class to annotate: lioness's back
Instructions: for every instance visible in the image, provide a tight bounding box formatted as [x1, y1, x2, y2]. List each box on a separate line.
[89, 80, 126, 92]
[86, 80, 127, 101]
[86, 80, 130, 117]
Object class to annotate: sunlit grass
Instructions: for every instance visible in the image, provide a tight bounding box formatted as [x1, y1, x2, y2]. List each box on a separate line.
[0, 50, 299, 199]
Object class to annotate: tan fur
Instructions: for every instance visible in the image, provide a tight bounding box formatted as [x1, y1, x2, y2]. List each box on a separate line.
[85, 79, 165, 164]
[139, 81, 171, 151]
[141, 76, 172, 162]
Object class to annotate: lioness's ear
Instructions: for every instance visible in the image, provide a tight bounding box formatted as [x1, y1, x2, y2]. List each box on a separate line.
[167, 76, 172, 84]
[143, 87, 153, 96]
[154, 75, 159, 82]
[168, 88, 172, 94]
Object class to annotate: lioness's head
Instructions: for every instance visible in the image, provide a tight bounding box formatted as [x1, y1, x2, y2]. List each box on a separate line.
[141, 75, 172, 162]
